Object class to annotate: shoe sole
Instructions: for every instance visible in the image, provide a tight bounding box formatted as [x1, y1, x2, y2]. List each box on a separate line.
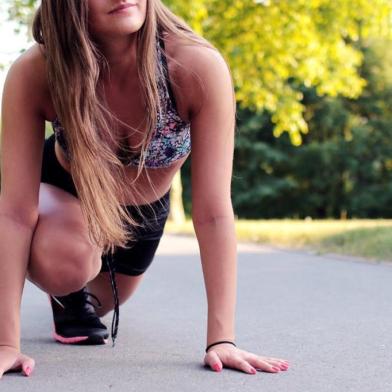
[53, 330, 108, 345]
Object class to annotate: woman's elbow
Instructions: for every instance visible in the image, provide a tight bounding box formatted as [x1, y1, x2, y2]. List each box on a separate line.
[191, 207, 235, 226]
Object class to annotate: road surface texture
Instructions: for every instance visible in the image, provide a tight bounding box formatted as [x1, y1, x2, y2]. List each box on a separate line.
[2, 233, 391, 391]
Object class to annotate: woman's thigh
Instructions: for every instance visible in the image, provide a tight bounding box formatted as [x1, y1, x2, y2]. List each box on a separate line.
[28, 182, 102, 296]
[28, 134, 103, 295]
[36, 133, 170, 303]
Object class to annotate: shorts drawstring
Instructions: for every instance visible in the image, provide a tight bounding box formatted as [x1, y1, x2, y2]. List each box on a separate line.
[105, 252, 119, 347]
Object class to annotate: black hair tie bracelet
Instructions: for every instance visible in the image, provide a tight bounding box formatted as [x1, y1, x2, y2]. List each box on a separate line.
[205, 340, 236, 353]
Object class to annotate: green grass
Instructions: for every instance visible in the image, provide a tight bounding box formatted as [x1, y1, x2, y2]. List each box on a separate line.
[318, 226, 392, 260]
[165, 219, 392, 262]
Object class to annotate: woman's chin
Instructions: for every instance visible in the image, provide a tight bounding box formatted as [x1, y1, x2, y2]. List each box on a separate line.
[91, 24, 144, 41]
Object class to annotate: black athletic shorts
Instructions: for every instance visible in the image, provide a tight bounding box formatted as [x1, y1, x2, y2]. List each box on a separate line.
[40, 133, 170, 276]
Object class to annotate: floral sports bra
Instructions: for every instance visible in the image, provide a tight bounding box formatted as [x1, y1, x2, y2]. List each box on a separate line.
[52, 35, 191, 169]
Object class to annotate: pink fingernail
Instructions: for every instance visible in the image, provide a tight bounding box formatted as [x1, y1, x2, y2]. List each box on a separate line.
[272, 367, 280, 372]
[250, 368, 257, 374]
[213, 364, 221, 372]
[25, 367, 31, 376]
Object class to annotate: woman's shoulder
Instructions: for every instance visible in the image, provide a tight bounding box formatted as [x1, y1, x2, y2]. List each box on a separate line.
[163, 31, 232, 118]
[5, 43, 50, 118]
[164, 31, 227, 80]
[11, 43, 47, 81]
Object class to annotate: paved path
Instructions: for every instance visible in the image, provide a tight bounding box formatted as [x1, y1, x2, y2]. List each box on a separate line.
[2, 234, 392, 391]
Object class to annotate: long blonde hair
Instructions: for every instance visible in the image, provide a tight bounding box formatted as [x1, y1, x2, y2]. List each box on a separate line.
[32, 0, 217, 255]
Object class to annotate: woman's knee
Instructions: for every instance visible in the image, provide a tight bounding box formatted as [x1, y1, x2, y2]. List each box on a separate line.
[29, 227, 101, 296]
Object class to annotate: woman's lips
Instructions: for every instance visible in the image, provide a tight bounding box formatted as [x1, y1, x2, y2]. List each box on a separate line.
[109, 3, 136, 14]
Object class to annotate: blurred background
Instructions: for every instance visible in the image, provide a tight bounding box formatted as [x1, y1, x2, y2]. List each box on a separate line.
[1, 0, 392, 260]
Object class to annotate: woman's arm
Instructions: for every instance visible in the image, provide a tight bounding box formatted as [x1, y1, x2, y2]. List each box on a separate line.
[0, 45, 46, 376]
[175, 42, 289, 375]
[174, 43, 238, 344]
[186, 47, 237, 347]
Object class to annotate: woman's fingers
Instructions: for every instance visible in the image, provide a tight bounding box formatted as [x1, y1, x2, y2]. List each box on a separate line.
[205, 349, 258, 374]
[231, 357, 257, 374]
[244, 353, 289, 372]
[204, 350, 223, 372]
[204, 345, 291, 375]
[0, 347, 35, 379]
[19, 354, 35, 377]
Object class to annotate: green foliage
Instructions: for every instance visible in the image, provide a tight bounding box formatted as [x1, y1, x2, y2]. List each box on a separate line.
[225, 38, 392, 219]
[181, 40, 392, 220]
[166, 0, 392, 144]
[6, 0, 36, 36]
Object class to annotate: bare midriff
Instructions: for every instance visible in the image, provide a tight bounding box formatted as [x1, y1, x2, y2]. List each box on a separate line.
[54, 140, 189, 206]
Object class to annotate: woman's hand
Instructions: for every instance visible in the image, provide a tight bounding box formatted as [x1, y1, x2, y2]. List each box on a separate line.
[204, 343, 289, 374]
[0, 346, 35, 379]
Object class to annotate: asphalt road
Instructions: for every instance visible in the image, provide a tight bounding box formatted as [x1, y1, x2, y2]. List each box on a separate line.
[2, 233, 391, 391]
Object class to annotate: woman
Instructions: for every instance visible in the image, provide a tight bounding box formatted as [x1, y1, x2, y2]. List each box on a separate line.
[0, 0, 289, 377]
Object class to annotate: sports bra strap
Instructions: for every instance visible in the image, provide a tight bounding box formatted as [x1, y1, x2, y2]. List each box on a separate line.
[157, 32, 179, 112]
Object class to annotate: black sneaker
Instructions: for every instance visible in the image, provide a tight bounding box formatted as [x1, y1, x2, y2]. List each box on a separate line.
[49, 287, 109, 345]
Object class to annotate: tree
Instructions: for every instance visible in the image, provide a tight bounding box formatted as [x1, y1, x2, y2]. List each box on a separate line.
[217, 38, 392, 219]
[165, 0, 392, 144]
